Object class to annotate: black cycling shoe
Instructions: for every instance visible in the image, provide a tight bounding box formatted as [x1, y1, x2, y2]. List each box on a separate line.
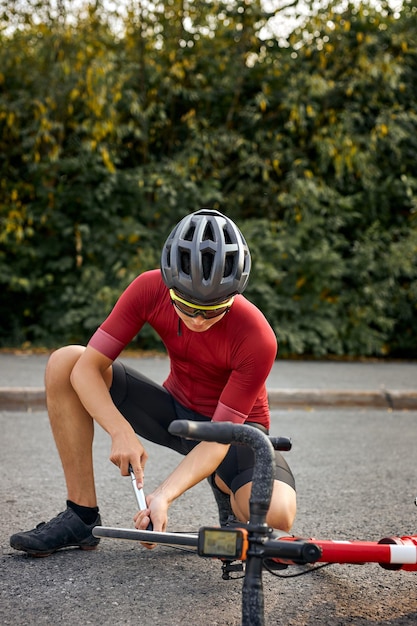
[10, 508, 101, 557]
[207, 473, 236, 526]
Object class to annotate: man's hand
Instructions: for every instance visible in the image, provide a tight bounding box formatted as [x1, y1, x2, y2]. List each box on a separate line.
[109, 428, 148, 488]
[133, 491, 169, 549]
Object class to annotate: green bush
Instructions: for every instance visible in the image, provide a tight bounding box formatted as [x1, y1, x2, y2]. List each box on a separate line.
[0, 1, 416, 356]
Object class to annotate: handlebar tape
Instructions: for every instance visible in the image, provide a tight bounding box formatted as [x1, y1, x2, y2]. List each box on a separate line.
[169, 420, 292, 451]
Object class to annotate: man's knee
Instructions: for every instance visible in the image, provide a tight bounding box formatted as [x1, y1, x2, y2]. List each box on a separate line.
[45, 345, 85, 390]
[266, 508, 295, 534]
[233, 479, 296, 532]
[266, 483, 297, 533]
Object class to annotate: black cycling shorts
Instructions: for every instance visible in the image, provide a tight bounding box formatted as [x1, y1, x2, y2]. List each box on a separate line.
[110, 361, 295, 494]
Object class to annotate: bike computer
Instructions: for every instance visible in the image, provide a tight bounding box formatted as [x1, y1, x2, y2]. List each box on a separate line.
[198, 527, 248, 560]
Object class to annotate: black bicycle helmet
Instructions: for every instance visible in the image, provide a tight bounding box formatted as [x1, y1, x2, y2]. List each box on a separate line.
[161, 209, 251, 305]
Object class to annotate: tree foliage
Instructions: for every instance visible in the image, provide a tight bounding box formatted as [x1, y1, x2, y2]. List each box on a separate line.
[0, 0, 416, 356]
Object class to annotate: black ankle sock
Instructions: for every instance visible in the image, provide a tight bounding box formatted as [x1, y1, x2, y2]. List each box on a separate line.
[67, 500, 99, 525]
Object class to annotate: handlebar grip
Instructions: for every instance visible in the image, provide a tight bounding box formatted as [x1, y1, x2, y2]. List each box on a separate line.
[169, 419, 236, 444]
[263, 538, 321, 564]
[269, 437, 292, 451]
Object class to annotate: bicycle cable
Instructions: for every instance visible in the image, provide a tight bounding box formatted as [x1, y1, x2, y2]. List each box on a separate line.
[166, 546, 197, 555]
[147, 544, 197, 555]
[262, 561, 335, 578]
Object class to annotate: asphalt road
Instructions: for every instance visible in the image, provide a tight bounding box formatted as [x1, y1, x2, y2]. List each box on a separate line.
[1, 402, 416, 625]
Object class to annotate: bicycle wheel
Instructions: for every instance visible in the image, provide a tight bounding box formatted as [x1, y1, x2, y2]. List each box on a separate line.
[93, 526, 199, 549]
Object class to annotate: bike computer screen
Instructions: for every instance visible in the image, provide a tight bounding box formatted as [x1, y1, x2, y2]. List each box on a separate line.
[198, 527, 247, 560]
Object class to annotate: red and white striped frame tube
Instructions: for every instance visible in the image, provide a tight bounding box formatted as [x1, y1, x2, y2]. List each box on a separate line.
[278, 535, 417, 571]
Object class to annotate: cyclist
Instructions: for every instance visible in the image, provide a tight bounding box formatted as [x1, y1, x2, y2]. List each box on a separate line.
[10, 209, 296, 557]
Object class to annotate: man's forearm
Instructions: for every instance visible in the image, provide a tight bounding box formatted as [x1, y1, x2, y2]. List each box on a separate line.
[154, 440, 230, 504]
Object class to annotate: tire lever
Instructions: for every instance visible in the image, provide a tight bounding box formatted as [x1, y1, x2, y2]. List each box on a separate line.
[129, 464, 153, 530]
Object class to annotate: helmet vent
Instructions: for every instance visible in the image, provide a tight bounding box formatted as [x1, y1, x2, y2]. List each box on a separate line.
[180, 251, 191, 274]
[224, 253, 234, 277]
[184, 225, 195, 241]
[224, 228, 232, 244]
[202, 253, 214, 279]
[202, 223, 215, 241]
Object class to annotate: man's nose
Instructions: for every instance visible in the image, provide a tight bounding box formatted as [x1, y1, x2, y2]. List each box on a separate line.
[191, 313, 206, 324]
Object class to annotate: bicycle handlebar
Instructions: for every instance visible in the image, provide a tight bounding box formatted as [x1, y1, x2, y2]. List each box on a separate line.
[169, 419, 298, 626]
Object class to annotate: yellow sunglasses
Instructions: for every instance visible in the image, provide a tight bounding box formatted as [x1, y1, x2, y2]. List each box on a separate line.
[170, 289, 234, 320]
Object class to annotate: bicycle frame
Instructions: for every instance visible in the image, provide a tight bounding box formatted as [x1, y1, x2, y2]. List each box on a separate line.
[93, 420, 417, 626]
[264, 535, 417, 571]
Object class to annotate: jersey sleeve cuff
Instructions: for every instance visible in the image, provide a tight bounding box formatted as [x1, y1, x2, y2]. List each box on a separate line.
[212, 400, 247, 424]
[88, 328, 125, 361]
